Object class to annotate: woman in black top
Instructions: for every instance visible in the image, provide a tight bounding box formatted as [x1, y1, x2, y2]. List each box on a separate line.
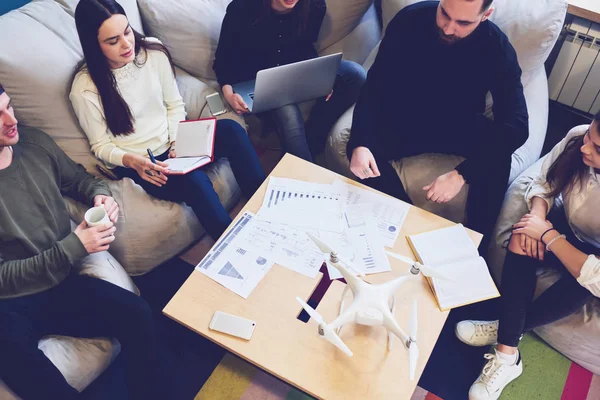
[214, 0, 367, 162]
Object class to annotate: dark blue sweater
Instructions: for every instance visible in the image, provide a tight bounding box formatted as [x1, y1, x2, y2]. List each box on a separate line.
[213, 0, 326, 87]
[349, 1, 529, 181]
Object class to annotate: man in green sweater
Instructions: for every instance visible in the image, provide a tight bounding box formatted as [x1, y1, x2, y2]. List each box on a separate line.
[0, 85, 162, 399]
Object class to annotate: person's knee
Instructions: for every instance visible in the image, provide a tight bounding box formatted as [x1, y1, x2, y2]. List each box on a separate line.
[217, 119, 247, 139]
[338, 60, 367, 87]
[272, 105, 304, 129]
[0, 313, 37, 348]
[507, 234, 527, 256]
[122, 297, 154, 332]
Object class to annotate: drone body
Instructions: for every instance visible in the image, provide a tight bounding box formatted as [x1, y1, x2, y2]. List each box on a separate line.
[298, 233, 451, 380]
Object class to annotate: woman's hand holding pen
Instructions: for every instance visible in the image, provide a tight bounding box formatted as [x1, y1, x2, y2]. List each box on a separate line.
[122, 153, 169, 187]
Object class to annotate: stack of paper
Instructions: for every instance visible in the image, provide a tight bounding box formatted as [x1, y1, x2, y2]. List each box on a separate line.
[197, 177, 412, 297]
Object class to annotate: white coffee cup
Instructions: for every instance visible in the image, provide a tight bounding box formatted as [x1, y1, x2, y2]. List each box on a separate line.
[84, 206, 110, 227]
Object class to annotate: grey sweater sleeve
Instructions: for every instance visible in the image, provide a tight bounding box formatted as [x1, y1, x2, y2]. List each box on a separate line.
[48, 132, 112, 204]
[0, 232, 88, 298]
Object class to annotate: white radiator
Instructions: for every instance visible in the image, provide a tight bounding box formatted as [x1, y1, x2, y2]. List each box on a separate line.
[549, 18, 600, 115]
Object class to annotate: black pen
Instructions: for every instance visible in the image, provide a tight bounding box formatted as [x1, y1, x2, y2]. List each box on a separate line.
[147, 148, 161, 175]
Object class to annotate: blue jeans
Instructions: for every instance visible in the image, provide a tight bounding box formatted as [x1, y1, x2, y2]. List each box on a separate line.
[116, 119, 265, 240]
[0, 274, 162, 400]
[258, 60, 367, 162]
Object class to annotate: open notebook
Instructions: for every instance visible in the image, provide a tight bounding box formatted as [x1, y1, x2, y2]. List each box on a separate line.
[407, 224, 500, 312]
[164, 117, 217, 174]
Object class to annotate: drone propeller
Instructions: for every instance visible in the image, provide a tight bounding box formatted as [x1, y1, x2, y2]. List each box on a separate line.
[415, 262, 454, 282]
[296, 296, 353, 357]
[385, 251, 454, 282]
[306, 233, 365, 277]
[408, 300, 419, 381]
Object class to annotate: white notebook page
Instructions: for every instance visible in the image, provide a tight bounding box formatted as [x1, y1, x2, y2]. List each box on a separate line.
[174, 119, 216, 158]
[431, 257, 499, 310]
[164, 156, 210, 172]
[409, 224, 478, 267]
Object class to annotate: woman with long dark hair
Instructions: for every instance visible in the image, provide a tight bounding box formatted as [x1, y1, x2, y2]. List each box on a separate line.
[456, 113, 600, 400]
[213, 0, 367, 162]
[70, 0, 265, 240]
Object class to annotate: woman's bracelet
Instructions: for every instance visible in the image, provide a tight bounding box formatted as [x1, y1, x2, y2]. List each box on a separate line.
[540, 228, 557, 244]
[546, 234, 566, 252]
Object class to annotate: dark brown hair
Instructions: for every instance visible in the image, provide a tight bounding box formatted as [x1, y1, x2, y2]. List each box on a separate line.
[546, 111, 600, 198]
[262, 0, 311, 34]
[74, 0, 176, 136]
[465, 0, 493, 13]
[480, 0, 494, 12]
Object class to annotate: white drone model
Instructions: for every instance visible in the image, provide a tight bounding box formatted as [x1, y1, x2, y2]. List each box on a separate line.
[297, 233, 452, 381]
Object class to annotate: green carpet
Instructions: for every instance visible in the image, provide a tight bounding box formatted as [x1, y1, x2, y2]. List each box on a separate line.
[502, 334, 572, 399]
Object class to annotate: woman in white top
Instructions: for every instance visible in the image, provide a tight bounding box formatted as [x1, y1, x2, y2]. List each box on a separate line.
[70, 0, 265, 240]
[456, 113, 600, 400]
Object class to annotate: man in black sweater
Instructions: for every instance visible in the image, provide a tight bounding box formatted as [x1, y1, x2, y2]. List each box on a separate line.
[348, 0, 528, 250]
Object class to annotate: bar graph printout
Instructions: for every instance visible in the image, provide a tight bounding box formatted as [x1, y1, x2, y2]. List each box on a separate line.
[340, 180, 410, 248]
[324, 204, 392, 280]
[258, 177, 347, 232]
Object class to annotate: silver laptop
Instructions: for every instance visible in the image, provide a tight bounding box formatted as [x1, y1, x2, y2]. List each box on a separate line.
[232, 53, 343, 114]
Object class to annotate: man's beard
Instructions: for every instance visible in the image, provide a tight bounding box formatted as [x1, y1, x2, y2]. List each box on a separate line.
[438, 28, 461, 45]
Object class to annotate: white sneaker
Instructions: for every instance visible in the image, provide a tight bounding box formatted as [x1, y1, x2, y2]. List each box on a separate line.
[456, 320, 498, 347]
[468, 351, 523, 400]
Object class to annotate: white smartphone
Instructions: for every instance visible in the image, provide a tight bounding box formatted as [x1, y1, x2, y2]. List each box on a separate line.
[209, 311, 256, 340]
[206, 92, 227, 116]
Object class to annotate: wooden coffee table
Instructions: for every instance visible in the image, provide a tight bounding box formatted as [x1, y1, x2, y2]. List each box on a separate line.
[163, 154, 482, 400]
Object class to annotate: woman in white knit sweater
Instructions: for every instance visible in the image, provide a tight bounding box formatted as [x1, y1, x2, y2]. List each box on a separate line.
[70, 0, 265, 240]
[456, 113, 600, 400]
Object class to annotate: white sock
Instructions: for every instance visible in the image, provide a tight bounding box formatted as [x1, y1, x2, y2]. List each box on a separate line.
[496, 349, 518, 365]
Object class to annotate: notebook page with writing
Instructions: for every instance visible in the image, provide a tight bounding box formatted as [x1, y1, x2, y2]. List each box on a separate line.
[431, 257, 500, 311]
[174, 118, 216, 158]
[164, 156, 211, 172]
[408, 224, 478, 267]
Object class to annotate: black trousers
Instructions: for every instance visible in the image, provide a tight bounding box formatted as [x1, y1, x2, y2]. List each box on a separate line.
[347, 132, 512, 253]
[258, 60, 367, 162]
[498, 210, 598, 347]
[0, 274, 163, 399]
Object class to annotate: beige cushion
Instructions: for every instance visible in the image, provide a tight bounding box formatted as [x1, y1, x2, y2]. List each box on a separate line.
[54, 0, 145, 33]
[392, 155, 468, 223]
[137, 0, 231, 82]
[315, 0, 374, 52]
[318, 3, 382, 66]
[175, 66, 213, 120]
[0, 251, 137, 398]
[0, 0, 99, 173]
[487, 0, 567, 87]
[65, 169, 241, 275]
[324, 108, 468, 223]
[533, 270, 600, 375]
